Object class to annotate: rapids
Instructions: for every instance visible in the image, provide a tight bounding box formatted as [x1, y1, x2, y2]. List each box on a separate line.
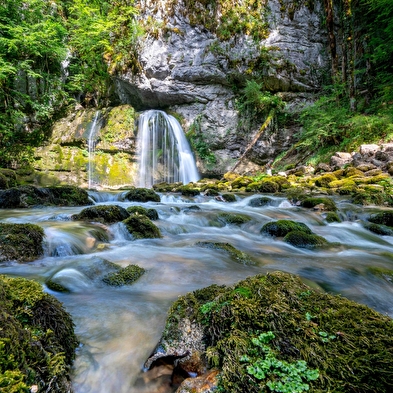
[1, 192, 393, 392]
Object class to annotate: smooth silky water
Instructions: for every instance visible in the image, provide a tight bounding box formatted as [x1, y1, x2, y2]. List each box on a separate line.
[1, 193, 393, 392]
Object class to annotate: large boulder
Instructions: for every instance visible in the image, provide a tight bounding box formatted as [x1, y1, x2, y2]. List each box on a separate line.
[72, 205, 130, 224]
[145, 272, 393, 392]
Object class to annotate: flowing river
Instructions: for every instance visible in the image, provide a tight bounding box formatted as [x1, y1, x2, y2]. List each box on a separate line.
[1, 191, 393, 392]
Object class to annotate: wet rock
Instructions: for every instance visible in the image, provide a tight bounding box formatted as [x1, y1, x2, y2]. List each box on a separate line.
[368, 211, 393, 227]
[221, 193, 236, 202]
[324, 212, 341, 223]
[127, 206, 159, 220]
[123, 215, 162, 239]
[102, 264, 145, 286]
[363, 222, 393, 236]
[0, 173, 7, 189]
[196, 241, 253, 265]
[300, 197, 337, 211]
[124, 188, 161, 202]
[283, 230, 329, 249]
[261, 219, 312, 237]
[72, 205, 130, 223]
[217, 212, 251, 225]
[0, 223, 45, 262]
[248, 196, 273, 207]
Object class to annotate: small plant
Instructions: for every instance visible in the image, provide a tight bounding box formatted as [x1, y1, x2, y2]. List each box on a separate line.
[240, 331, 319, 393]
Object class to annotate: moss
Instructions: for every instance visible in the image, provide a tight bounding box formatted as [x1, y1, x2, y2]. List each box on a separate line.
[46, 280, 70, 293]
[196, 241, 254, 265]
[301, 197, 337, 211]
[314, 174, 337, 188]
[230, 176, 253, 189]
[0, 275, 78, 392]
[283, 231, 329, 249]
[363, 222, 393, 236]
[246, 180, 280, 193]
[352, 188, 393, 206]
[127, 206, 159, 220]
[204, 188, 220, 196]
[161, 271, 393, 392]
[344, 167, 364, 177]
[366, 266, 393, 282]
[179, 185, 200, 197]
[102, 264, 145, 286]
[324, 212, 341, 223]
[72, 205, 130, 224]
[123, 215, 162, 239]
[46, 186, 92, 206]
[0, 173, 8, 189]
[221, 193, 236, 202]
[153, 182, 183, 192]
[124, 188, 160, 202]
[0, 168, 18, 188]
[217, 212, 251, 225]
[0, 223, 44, 262]
[260, 220, 312, 237]
[368, 211, 393, 227]
[248, 196, 273, 207]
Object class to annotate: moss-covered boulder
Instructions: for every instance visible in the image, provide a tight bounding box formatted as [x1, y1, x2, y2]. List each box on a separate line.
[0, 223, 45, 262]
[152, 182, 183, 192]
[300, 197, 337, 211]
[246, 180, 280, 193]
[0, 173, 8, 189]
[283, 231, 329, 249]
[127, 206, 159, 220]
[147, 272, 393, 393]
[0, 275, 78, 392]
[124, 188, 160, 202]
[217, 212, 251, 225]
[204, 188, 220, 196]
[123, 215, 162, 239]
[221, 193, 236, 202]
[260, 220, 312, 237]
[314, 173, 337, 188]
[102, 264, 145, 286]
[248, 196, 273, 207]
[363, 222, 393, 236]
[368, 211, 393, 227]
[179, 185, 200, 197]
[196, 242, 253, 265]
[230, 176, 253, 189]
[0, 168, 18, 188]
[72, 205, 129, 223]
[0, 185, 92, 208]
[324, 212, 341, 223]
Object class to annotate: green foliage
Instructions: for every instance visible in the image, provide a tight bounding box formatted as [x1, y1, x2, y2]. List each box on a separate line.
[240, 331, 319, 393]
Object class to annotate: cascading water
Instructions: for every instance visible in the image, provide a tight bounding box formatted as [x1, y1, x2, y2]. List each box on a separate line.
[87, 111, 101, 189]
[137, 110, 200, 188]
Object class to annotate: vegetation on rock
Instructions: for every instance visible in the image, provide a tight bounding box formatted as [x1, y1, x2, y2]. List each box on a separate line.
[126, 206, 159, 220]
[123, 215, 162, 239]
[196, 241, 253, 265]
[0, 275, 78, 392]
[102, 264, 145, 286]
[0, 223, 44, 262]
[124, 188, 160, 203]
[72, 204, 129, 223]
[160, 271, 393, 392]
[260, 220, 312, 238]
[283, 231, 329, 249]
[217, 212, 251, 226]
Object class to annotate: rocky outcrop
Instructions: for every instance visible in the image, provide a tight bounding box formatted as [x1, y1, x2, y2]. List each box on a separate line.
[34, 105, 138, 187]
[115, 0, 329, 175]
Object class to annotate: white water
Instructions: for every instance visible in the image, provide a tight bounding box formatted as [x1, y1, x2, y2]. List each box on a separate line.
[137, 110, 200, 188]
[87, 111, 101, 189]
[1, 193, 393, 392]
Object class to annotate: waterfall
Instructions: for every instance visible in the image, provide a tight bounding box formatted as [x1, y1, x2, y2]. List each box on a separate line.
[137, 110, 200, 188]
[87, 111, 101, 189]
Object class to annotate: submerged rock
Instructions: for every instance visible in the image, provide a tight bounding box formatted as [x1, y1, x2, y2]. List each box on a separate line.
[72, 204, 130, 223]
[217, 212, 251, 225]
[283, 231, 329, 249]
[123, 215, 162, 239]
[196, 241, 253, 265]
[102, 264, 145, 286]
[248, 196, 273, 207]
[0, 223, 45, 262]
[146, 272, 393, 393]
[0, 275, 78, 392]
[124, 188, 161, 202]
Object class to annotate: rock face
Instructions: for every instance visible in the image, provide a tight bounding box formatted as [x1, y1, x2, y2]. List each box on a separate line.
[34, 105, 138, 187]
[115, 0, 328, 175]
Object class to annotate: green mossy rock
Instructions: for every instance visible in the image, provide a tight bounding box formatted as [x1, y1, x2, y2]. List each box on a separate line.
[204, 188, 220, 196]
[260, 220, 312, 237]
[72, 205, 130, 224]
[0, 173, 7, 190]
[152, 182, 182, 192]
[123, 215, 162, 239]
[0, 185, 92, 208]
[124, 188, 161, 202]
[366, 266, 393, 282]
[363, 222, 393, 236]
[368, 211, 393, 227]
[246, 180, 280, 193]
[230, 176, 253, 189]
[217, 212, 251, 225]
[351, 187, 393, 206]
[102, 264, 145, 286]
[248, 196, 273, 207]
[283, 231, 329, 249]
[127, 206, 159, 220]
[324, 212, 341, 223]
[221, 193, 236, 202]
[0, 223, 45, 262]
[179, 185, 200, 196]
[0, 168, 18, 188]
[196, 241, 253, 265]
[0, 275, 78, 392]
[159, 271, 393, 393]
[301, 197, 337, 211]
[314, 173, 337, 188]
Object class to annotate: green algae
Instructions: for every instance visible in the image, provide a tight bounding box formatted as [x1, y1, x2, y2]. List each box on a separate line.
[196, 241, 254, 265]
[162, 271, 393, 392]
[72, 205, 130, 224]
[260, 220, 312, 237]
[0, 275, 78, 392]
[102, 264, 145, 286]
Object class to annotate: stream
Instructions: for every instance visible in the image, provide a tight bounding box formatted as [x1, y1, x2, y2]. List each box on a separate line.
[1, 191, 393, 392]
